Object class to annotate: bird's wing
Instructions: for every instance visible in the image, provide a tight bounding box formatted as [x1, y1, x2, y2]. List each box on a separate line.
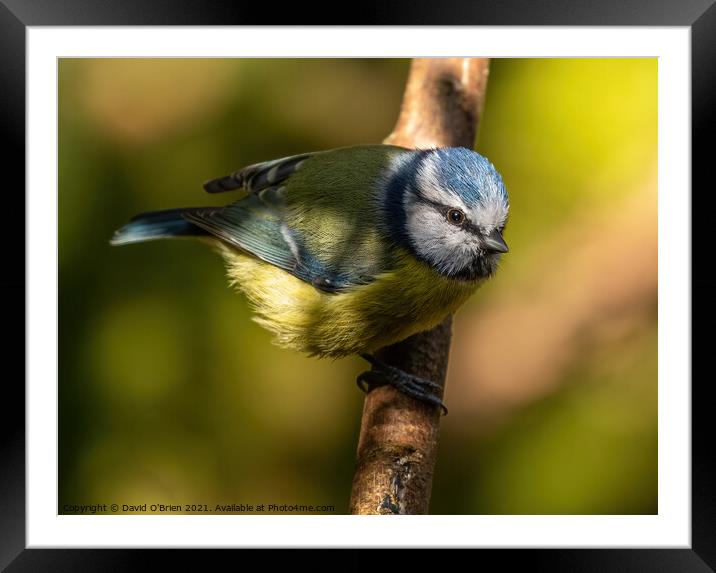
[203, 153, 314, 194]
[182, 195, 365, 293]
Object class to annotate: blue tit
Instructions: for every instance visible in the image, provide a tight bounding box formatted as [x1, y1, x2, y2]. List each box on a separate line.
[111, 144, 509, 413]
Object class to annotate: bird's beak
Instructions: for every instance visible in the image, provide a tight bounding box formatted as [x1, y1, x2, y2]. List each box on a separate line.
[483, 229, 509, 254]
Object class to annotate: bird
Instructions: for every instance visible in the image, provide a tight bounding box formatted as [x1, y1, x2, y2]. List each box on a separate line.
[111, 144, 509, 414]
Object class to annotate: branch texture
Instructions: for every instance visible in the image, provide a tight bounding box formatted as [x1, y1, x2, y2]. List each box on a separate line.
[349, 58, 491, 515]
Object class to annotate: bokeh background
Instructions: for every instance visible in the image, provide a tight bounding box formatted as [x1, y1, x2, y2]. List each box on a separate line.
[59, 58, 657, 515]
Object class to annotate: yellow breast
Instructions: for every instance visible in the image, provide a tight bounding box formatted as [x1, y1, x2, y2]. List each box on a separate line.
[216, 243, 481, 358]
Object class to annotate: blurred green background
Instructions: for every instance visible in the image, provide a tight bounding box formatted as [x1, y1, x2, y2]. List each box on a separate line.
[59, 58, 657, 515]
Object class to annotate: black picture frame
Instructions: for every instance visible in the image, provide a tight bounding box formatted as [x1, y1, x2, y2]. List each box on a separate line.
[3, 1, 710, 570]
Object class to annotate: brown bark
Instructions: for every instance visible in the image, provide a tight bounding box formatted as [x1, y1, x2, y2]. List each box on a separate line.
[349, 58, 491, 515]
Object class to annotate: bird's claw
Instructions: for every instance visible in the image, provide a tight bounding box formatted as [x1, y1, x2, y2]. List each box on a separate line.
[356, 354, 448, 416]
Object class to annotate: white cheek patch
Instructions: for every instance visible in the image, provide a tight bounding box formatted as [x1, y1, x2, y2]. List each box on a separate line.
[404, 202, 479, 275]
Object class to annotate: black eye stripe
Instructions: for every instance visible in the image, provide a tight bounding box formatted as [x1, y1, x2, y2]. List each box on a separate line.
[410, 189, 493, 236]
[416, 196, 484, 235]
[417, 195, 462, 218]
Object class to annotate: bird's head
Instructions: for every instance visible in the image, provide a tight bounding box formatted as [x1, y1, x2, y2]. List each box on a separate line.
[386, 147, 509, 281]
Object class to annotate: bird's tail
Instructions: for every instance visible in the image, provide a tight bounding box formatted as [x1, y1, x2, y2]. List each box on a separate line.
[110, 207, 218, 246]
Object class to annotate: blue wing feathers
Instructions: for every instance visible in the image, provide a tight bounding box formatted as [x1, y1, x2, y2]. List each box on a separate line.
[183, 196, 357, 292]
[110, 207, 214, 245]
[182, 197, 297, 271]
[111, 198, 352, 290]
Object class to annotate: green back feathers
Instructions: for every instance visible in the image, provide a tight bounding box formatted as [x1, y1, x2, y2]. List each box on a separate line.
[282, 144, 408, 282]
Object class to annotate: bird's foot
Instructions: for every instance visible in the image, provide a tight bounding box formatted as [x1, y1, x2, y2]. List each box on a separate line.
[356, 354, 448, 416]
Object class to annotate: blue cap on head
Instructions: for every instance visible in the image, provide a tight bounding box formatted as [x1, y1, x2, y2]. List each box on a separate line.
[430, 147, 508, 208]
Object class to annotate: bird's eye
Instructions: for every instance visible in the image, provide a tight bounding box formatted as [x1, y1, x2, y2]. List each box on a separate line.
[446, 208, 465, 225]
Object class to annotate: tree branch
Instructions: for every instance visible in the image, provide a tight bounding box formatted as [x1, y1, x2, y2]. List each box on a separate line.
[349, 58, 491, 515]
